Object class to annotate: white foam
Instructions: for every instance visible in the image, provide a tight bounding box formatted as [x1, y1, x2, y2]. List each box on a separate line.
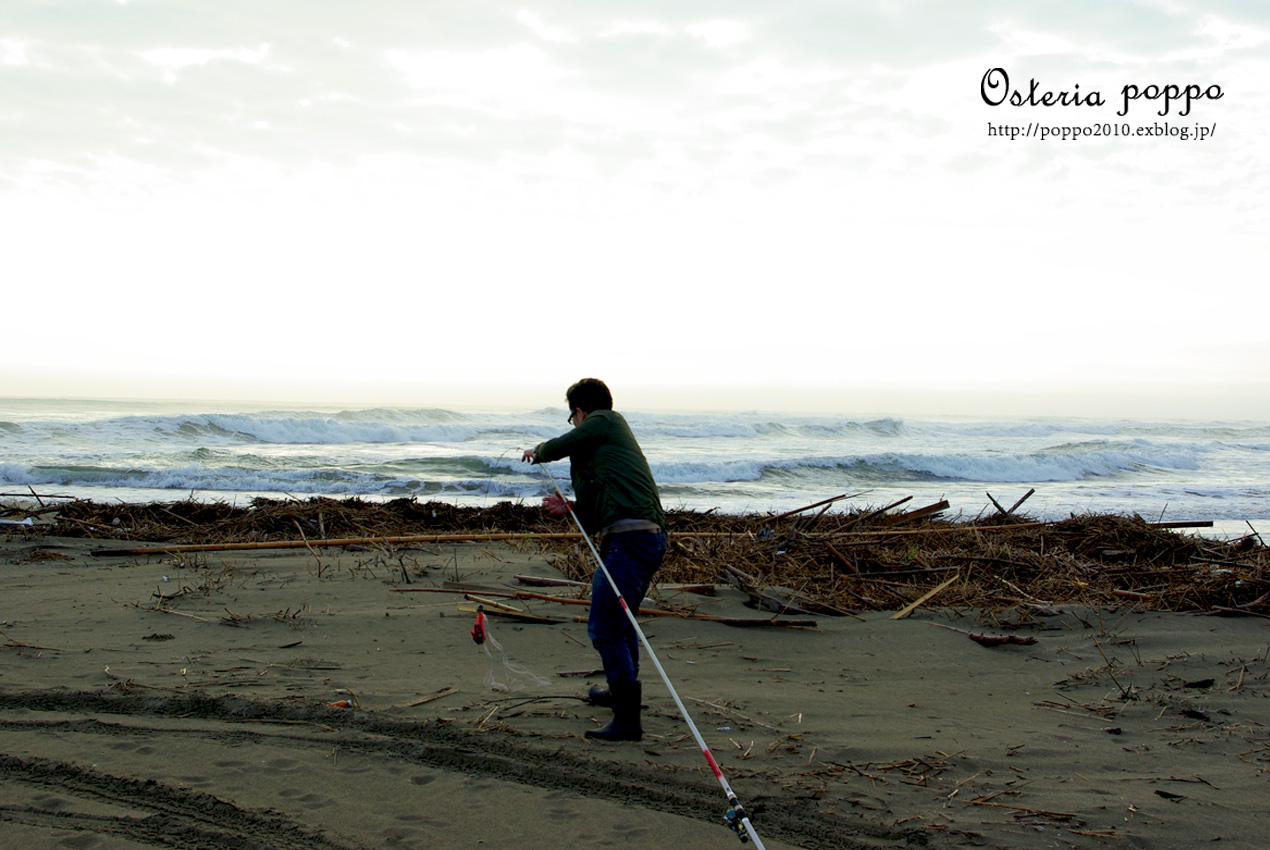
[3, 400, 1267, 523]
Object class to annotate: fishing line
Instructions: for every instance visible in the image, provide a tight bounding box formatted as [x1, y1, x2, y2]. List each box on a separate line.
[468, 450, 558, 692]
[532, 461, 767, 848]
[480, 448, 518, 507]
[470, 606, 551, 693]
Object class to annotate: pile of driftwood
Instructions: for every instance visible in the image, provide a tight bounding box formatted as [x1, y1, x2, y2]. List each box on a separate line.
[20, 496, 1270, 616]
[44, 496, 546, 542]
[655, 512, 1268, 617]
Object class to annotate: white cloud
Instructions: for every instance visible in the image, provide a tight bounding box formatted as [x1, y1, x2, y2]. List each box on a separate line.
[1196, 14, 1270, 51]
[599, 20, 673, 39]
[517, 9, 575, 43]
[139, 43, 276, 84]
[141, 44, 272, 71]
[986, 25, 1081, 57]
[385, 43, 569, 111]
[711, 55, 845, 96]
[0, 38, 28, 66]
[0, 1, 1266, 411]
[685, 19, 750, 49]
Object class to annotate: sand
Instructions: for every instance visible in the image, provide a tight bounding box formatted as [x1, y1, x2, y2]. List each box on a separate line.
[1, 527, 1267, 850]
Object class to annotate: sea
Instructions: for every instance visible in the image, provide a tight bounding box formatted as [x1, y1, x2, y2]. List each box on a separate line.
[3, 398, 1268, 539]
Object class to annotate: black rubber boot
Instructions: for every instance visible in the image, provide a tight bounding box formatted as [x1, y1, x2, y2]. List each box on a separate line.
[587, 665, 637, 707]
[586, 685, 613, 707]
[584, 680, 642, 742]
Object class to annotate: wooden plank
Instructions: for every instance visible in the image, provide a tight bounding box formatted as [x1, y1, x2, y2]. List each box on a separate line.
[875, 500, 951, 527]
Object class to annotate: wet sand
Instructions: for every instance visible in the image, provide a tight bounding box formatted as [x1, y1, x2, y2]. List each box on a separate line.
[2, 529, 1267, 849]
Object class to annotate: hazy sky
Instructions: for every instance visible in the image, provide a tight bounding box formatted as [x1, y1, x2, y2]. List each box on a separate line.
[2, 1, 1267, 417]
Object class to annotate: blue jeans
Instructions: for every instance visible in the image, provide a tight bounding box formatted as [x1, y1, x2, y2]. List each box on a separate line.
[588, 529, 667, 685]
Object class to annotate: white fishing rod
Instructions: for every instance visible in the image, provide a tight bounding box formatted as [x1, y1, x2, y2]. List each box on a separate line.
[535, 462, 767, 848]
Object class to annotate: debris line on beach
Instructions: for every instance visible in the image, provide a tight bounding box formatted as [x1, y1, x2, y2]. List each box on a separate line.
[27, 496, 1270, 615]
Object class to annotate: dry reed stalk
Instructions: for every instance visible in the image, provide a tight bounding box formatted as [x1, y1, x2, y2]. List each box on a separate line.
[39, 497, 1267, 615]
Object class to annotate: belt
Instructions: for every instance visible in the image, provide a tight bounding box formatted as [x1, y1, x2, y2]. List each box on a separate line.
[601, 519, 662, 535]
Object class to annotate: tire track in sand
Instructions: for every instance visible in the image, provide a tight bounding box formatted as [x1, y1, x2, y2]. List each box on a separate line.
[0, 689, 983, 850]
[0, 753, 369, 850]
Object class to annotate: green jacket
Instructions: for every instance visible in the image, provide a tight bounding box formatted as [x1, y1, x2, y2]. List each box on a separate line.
[533, 409, 665, 535]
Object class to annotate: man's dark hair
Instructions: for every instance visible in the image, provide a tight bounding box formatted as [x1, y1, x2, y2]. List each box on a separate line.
[566, 378, 613, 414]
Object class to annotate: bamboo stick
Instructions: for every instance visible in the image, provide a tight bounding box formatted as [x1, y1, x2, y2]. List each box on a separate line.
[90, 532, 586, 556]
[471, 589, 818, 627]
[986, 491, 1012, 516]
[760, 492, 861, 523]
[891, 573, 961, 620]
[464, 594, 536, 615]
[511, 589, 678, 616]
[91, 530, 765, 557]
[88, 518, 1213, 557]
[514, 574, 587, 588]
[513, 574, 716, 595]
[457, 601, 563, 624]
[826, 521, 1047, 539]
[875, 500, 951, 527]
[836, 496, 914, 532]
[826, 519, 1204, 538]
[393, 687, 458, 708]
[1008, 488, 1036, 514]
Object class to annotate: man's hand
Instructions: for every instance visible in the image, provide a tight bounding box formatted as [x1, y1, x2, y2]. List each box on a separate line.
[543, 494, 571, 516]
[521, 448, 536, 463]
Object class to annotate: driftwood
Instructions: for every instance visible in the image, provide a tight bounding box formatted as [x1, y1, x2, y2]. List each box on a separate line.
[506, 589, 818, 628]
[875, 500, 950, 528]
[925, 621, 1037, 646]
[90, 531, 764, 558]
[394, 586, 817, 628]
[891, 574, 961, 620]
[990, 492, 1022, 517]
[720, 565, 858, 616]
[90, 532, 586, 557]
[457, 597, 564, 625]
[33, 497, 1263, 617]
[1008, 488, 1036, 514]
[393, 687, 458, 708]
[1, 632, 61, 651]
[513, 574, 716, 595]
[760, 492, 860, 523]
[836, 496, 913, 533]
[514, 574, 586, 588]
[564, 613, 817, 629]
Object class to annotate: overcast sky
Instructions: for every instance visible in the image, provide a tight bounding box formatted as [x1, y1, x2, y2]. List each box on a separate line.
[2, 1, 1267, 417]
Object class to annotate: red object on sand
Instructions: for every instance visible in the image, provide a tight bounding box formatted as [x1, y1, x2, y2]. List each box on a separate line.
[471, 608, 487, 645]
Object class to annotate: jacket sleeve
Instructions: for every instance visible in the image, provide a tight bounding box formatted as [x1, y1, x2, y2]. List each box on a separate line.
[533, 414, 607, 463]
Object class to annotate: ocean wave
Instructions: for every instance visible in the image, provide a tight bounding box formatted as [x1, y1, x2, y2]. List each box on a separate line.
[13, 406, 1267, 453]
[4, 401, 1267, 526]
[0, 460, 538, 499]
[936, 419, 1129, 437]
[647, 442, 1202, 485]
[3, 412, 556, 447]
[1218, 441, 1270, 453]
[4, 443, 1204, 493]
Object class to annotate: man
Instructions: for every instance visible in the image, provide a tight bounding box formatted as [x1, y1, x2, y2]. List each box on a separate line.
[521, 378, 666, 742]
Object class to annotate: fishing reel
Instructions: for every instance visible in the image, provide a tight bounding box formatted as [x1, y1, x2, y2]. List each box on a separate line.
[723, 796, 750, 843]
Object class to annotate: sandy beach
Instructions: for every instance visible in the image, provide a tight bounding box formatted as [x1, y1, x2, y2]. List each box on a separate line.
[2, 518, 1268, 850]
